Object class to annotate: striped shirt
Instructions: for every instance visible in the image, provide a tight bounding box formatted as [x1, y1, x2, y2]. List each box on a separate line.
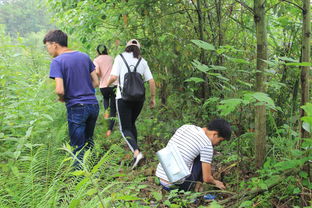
[156, 125, 213, 182]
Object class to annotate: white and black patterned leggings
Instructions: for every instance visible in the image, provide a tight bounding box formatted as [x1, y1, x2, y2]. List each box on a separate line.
[116, 98, 144, 152]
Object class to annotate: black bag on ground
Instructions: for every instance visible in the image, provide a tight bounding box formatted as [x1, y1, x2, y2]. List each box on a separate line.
[119, 53, 145, 101]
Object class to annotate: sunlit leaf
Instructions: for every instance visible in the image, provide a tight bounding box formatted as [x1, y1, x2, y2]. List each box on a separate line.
[191, 39, 216, 51]
[279, 57, 298, 62]
[69, 198, 80, 208]
[192, 60, 211, 73]
[184, 77, 205, 84]
[86, 188, 97, 196]
[285, 62, 311, 66]
[71, 170, 85, 176]
[114, 195, 142, 201]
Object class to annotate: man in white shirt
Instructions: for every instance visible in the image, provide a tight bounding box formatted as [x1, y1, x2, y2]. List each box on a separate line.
[156, 119, 231, 191]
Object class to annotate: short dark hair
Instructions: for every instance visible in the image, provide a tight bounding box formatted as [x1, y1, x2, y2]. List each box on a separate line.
[43, 30, 68, 47]
[125, 45, 140, 58]
[207, 119, 232, 140]
[97, 44, 108, 55]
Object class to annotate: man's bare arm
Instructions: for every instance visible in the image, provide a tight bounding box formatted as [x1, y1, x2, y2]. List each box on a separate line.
[202, 162, 225, 189]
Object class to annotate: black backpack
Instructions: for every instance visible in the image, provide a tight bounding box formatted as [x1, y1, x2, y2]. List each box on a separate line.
[119, 54, 145, 101]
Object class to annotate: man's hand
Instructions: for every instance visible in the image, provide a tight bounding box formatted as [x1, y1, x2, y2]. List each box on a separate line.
[57, 95, 65, 102]
[214, 180, 226, 190]
[150, 97, 155, 108]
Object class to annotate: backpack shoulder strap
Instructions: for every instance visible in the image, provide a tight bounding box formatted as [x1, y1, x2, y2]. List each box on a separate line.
[134, 57, 142, 72]
[119, 53, 131, 73]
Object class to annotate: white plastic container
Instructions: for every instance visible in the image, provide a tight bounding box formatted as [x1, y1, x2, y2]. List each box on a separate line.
[156, 143, 191, 183]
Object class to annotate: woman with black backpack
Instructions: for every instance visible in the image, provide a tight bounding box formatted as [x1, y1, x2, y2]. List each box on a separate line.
[106, 39, 156, 169]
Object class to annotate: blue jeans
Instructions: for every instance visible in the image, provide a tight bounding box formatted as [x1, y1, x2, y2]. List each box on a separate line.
[66, 103, 99, 168]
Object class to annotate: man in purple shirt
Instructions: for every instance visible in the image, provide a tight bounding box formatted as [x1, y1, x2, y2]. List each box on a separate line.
[43, 30, 99, 169]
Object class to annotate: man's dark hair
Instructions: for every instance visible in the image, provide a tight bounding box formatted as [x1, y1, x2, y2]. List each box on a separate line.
[125, 45, 140, 58]
[207, 119, 232, 140]
[43, 30, 68, 47]
[97, 44, 108, 55]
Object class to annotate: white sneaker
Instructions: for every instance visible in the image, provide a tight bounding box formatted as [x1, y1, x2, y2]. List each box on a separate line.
[132, 152, 144, 169]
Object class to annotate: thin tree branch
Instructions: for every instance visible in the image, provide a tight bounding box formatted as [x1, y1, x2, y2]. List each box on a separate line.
[181, 2, 198, 34]
[281, 0, 303, 11]
[234, 0, 254, 14]
[159, 9, 197, 18]
[229, 16, 254, 32]
[265, 1, 283, 13]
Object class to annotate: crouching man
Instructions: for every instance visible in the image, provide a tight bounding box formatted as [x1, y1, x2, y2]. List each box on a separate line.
[155, 119, 232, 191]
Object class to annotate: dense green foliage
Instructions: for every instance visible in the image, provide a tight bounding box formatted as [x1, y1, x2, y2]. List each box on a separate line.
[0, 0, 52, 36]
[0, 0, 311, 207]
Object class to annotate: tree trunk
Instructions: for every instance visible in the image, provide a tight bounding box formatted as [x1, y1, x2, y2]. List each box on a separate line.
[300, 0, 310, 138]
[215, 0, 224, 66]
[300, 0, 311, 189]
[254, 0, 267, 168]
[196, 0, 208, 99]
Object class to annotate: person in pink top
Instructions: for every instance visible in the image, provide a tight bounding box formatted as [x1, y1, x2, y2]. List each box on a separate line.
[93, 45, 117, 137]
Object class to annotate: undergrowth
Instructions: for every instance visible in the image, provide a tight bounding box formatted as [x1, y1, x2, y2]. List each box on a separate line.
[0, 27, 311, 208]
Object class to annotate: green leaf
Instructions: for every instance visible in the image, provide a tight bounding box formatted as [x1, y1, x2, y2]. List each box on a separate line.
[184, 77, 205, 84]
[279, 57, 298, 62]
[301, 103, 312, 117]
[224, 55, 250, 64]
[285, 62, 311, 66]
[293, 187, 301, 194]
[259, 182, 268, 190]
[236, 79, 252, 88]
[25, 126, 33, 138]
[14, 151, 21, 160]
[250, 92, 276, 109]
[62, 157, 73, 163]
[151, 191, 162, 201]
[192, 60, 211, 73]
[209, 65, 227, 70]
[69, 198, 80, 208]
[164, 200, 171, 206]
[83, 149, 91, 163]
[302, 122, 311, 133]
[191, 39, 215, 51]
[11, 166, 20, 177]
[75, 177, 89, 191]
[208, 201, 223, 208]
[41, 114, 54, 121]
[137, 185, 148, 189]
[71, 170, 85, 176]
[239, 200, 253, 208]
[91, 148, 113, 174]
[86, 188, 97, 196]
[299, 171, 308, 178]
[114, 195, 142, 201]
[217, 99, 243, 116]
[301, 138, 312, 148]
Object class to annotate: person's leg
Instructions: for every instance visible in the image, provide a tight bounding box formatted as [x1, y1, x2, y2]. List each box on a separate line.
[178, 155, 202, 191]
[116, 99, 139, 152]
[66, 104, 88, 169]
[85, 104, 99, 150]
[126, 100, 145, 169]
[130, 100, 144, 146]
[108, 86, 116, 131]
[100, 88, 110, 110]
[100, 88, 110, 119]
